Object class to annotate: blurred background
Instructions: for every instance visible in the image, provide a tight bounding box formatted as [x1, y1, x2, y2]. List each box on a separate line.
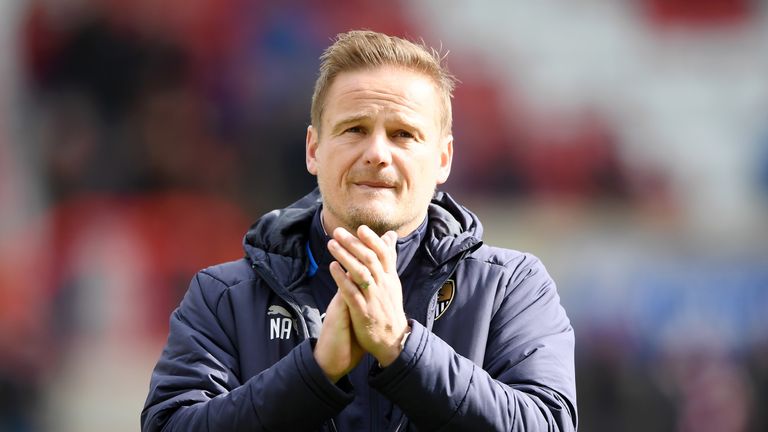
[1, 0, 768, 430]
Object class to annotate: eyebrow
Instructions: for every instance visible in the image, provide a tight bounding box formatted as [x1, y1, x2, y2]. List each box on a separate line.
[329, 111, 427, 138]
[330, 113, 372, 135]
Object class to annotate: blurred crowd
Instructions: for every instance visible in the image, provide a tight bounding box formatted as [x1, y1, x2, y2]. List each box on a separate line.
[2, 0, 768, 431]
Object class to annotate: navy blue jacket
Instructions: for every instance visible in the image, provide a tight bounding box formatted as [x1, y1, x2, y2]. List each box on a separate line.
[141, 189, 577, 431]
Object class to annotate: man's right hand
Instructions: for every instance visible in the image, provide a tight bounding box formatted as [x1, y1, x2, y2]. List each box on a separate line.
[314, 291, 365, 383]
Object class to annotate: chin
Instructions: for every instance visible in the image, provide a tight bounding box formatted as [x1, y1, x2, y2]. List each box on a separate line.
[345, 204, 400, 235]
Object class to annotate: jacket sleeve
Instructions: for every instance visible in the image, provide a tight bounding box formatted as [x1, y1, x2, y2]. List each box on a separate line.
[141, 271, 353, 431]
[369, 256, 577, 431]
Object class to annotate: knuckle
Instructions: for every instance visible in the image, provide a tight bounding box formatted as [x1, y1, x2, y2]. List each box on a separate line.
[360, 249, 377, 266]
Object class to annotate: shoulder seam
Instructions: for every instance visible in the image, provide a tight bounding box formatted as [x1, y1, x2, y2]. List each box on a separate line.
[199, 268, 260, 290]
[462, 256, 506, 270]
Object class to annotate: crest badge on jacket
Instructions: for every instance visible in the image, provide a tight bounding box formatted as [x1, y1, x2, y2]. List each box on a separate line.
[434, 279, 455, 320]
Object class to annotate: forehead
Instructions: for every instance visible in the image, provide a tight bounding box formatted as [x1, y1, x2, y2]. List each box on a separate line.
[323, 66, 442, 127]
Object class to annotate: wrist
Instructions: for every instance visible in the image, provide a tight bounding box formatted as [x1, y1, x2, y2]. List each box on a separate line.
[377, 325, 412, 368]
[313, 342, 345, 383]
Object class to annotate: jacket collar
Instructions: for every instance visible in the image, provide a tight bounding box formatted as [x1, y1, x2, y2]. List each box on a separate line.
[243, 188, 483, 286]
[307, 206, 429, 276]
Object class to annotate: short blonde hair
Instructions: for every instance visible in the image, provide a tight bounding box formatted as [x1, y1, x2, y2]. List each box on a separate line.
[311, 30, 456, 133]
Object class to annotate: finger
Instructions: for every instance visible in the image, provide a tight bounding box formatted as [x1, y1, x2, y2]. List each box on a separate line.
[326, 290, 344, 315]
[327, 239, 376, 287]
[356, 226, 396, 273]
[325, 292, 353, 331]
[382, 231, 398, 273]
[387, 231, 398, 245]
[321, 292, 341, 327]
[328, 232, 385, 282]
[331, 265, 372, 331]
[332, 228, 387, 278]
[329, 261, 368, 309]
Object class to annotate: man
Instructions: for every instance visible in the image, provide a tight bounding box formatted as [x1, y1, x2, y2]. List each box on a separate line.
[142, 30, 577, 431]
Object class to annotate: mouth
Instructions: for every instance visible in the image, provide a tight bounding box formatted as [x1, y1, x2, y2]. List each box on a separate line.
[354, 181, 396, 189]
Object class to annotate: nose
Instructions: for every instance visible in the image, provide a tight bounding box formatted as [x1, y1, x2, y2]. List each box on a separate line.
[362, 131, 392, 167]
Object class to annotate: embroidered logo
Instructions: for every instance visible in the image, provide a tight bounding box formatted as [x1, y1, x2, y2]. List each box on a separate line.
[268, 305, 296, 340]
[434, 279, 455, 320]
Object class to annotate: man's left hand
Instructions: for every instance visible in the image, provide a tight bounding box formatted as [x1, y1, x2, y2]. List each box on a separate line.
[327, 225, 410, 367]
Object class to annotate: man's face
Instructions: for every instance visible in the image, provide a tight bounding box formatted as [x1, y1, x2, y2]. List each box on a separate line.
[306, 66, 453, 236]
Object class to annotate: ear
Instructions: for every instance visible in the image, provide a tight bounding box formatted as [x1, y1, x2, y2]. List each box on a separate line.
[306, 125, 319, 175]
[436, 134, 453, 184]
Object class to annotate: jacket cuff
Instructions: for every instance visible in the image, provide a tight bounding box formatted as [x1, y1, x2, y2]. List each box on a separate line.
[295, 339, 355, 409]
[247, 339, 353, 430]
[367, 320, 476, 430]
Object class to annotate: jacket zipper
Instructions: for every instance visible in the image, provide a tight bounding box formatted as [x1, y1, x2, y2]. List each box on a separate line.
[251, 262, 339, 432]
[389, 248, 475, 432]
[370, 356, 378, 432]
[393, 414, 405, 432]
[252, 262, 309, 336]
[252, 243, 477, 432]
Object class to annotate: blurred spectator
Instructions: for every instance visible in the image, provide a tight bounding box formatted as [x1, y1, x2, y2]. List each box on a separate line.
[6, 2, 252, 430]
[667, 349, 751, 432]
[515, 110, 630, 201]
[639, 0, 755, 28]
[0, 192, 251, 430]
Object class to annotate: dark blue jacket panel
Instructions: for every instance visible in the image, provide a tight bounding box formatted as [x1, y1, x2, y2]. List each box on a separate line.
[142, 266, 352, 432]
[141, 189, 577, 431]
[372, 251, 576, 431]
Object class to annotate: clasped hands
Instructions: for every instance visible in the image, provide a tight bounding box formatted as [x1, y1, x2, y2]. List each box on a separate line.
[314, 225, 410, 383]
